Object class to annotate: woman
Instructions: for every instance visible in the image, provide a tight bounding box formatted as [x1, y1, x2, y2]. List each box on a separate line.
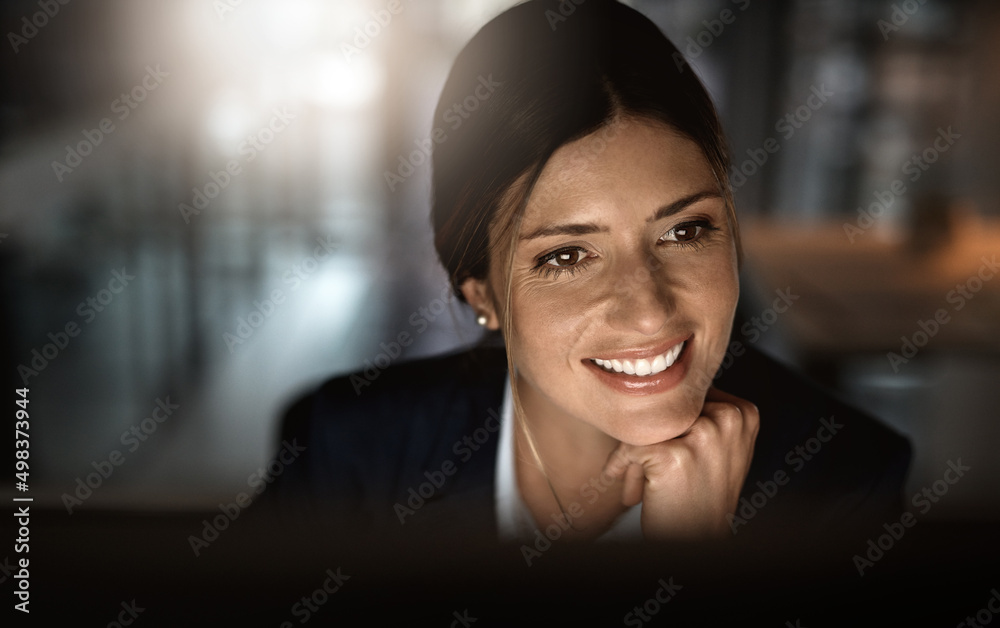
[271, 0, 910, 546]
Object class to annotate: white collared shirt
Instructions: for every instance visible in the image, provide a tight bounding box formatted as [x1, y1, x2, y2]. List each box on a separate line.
[493, 376, 643, 541]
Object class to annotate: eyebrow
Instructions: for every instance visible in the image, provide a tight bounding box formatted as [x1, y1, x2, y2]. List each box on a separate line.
[647, 190, 723, 223]
[519, 189, 723, 241]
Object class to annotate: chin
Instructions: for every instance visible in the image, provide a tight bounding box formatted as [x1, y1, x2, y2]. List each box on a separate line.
[618, 386, 708, 446]
[612, 398, 704, 446]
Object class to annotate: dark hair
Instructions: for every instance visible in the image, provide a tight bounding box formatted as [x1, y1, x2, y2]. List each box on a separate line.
[431, 0, 740, 302]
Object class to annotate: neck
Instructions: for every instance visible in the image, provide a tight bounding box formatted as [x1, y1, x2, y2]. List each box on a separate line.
[513, 374, 628, 538]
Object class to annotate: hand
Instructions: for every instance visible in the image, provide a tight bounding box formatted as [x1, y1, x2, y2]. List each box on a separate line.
[602, 387, 759, 540]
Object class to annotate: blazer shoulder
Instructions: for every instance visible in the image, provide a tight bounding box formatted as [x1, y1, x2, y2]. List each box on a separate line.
[719, 345, 912, 531]
[269, 345, 507, 527]
[295, 345, 506, 431]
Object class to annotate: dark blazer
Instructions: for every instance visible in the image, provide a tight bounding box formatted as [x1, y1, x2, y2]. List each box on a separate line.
[266, 342, 911, 544]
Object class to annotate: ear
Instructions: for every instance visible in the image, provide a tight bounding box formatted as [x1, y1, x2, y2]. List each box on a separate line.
[459, 277, 501, 330]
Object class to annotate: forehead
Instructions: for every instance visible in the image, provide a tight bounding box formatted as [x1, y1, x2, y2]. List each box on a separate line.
[522, 117, 718, 226]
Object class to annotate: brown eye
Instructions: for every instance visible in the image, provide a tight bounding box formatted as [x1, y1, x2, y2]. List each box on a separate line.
[660, 220, 718, 247]
[543, 248, 587, 267]
[663, 223, 703, 243]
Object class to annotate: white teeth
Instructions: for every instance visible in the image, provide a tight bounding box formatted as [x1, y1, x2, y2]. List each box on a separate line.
[669, 342, 684, 365]
[592, 341, 685, 377]
[634, 358, 651, 376]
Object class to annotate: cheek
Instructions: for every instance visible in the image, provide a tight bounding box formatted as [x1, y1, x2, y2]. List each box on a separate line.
[684, 249, 740, 379]
[509, 276, 599, 349]
[701, 261, 739, 329]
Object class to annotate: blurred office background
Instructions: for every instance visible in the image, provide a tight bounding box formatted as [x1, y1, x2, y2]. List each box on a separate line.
[0, 0, 997, 519]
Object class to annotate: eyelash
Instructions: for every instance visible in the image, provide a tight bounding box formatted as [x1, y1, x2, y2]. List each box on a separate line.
[659, 219, 719, 249]
[532, 219, 718, 278]
[534, 249, 592, 278]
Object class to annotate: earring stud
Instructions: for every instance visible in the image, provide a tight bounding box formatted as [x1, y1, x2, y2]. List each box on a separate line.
[476, 314, 489, 327]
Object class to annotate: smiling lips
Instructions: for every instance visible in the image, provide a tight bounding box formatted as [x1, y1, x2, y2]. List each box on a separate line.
[591, 340, 685, 377]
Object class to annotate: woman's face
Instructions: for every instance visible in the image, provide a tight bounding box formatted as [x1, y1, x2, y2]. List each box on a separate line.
[468, 117, 740, 446]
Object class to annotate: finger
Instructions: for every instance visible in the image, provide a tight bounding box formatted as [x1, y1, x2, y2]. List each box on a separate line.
[602, 442, 633, 479]
[698, 388, 759, 438]
[621, 463, 644, 507]
[704, 386, 759, 418]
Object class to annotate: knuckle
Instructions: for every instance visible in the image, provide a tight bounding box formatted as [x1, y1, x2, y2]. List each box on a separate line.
[663, 447, 691, 470]
[713, 405, 744, 429]
[682, 423, 715, 448]
[745, 405, 761, 433]
[651, 443, 689, 471]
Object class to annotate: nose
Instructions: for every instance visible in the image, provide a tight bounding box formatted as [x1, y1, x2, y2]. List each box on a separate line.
[606, 254, 674, 336]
